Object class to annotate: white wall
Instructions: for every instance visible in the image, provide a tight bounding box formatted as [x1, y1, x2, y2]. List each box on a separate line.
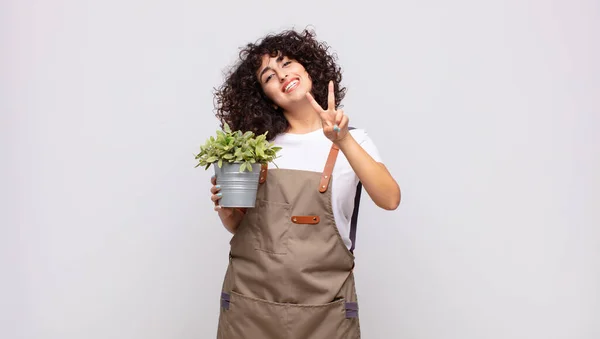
[3, 0, 599, 338]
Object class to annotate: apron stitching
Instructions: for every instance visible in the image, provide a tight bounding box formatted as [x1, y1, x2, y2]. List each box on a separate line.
[254, 248, 287, 255]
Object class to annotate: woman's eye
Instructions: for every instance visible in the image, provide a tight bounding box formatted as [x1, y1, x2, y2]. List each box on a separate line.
[265, 74, 274, 82]
[283, 61, 291, 67]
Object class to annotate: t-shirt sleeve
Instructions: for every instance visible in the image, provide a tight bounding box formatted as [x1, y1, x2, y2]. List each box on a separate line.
[352, 128, 383, 163]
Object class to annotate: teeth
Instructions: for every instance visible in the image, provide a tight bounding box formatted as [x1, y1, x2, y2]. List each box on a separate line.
[285, 80, 299, 92]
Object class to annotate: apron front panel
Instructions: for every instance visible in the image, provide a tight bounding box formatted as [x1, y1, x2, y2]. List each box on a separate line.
[217, 144, 362, 338]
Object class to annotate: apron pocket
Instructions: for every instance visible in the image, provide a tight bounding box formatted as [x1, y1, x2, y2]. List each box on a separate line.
[223, 291, 360, 339]
[288, 298, 360, 339]
[221, 291, 286, 339]
[253, 199, 292, 255]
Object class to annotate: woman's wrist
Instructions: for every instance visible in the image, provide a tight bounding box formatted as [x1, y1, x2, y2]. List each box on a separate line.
[333, 131, 355, 149]
[218, 208, 243, 234]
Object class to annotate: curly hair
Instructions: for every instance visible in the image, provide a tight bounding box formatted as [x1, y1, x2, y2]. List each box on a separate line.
[213, 28, 346, 140]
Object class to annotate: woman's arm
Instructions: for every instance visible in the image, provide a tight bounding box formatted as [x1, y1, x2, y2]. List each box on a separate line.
[306, 82, 401, 210]
[216, 208, 245, 234]
[335, 134, 401, 210]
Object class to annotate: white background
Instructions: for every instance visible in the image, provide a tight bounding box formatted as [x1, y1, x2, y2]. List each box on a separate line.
[3, 0, 599, 338]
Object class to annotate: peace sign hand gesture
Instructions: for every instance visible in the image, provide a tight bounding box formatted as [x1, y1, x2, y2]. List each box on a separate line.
[306, 80, 349, 143]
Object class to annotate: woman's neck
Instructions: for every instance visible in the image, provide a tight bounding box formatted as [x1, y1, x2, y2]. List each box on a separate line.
[283, 103, 322, 134]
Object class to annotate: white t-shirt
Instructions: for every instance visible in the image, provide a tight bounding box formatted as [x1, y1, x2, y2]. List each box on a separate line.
[270, 128, 382, 250]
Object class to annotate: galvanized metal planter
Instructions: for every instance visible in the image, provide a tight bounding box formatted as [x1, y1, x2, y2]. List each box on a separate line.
[214, 162, 262, 208]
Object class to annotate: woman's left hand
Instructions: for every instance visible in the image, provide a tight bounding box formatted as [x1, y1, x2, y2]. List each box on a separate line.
[306, 80, 349, 143]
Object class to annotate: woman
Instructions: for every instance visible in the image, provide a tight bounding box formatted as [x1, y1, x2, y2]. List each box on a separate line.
[209, 28, 401, 338]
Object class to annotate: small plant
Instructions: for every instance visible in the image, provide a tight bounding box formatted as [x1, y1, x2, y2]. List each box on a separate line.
[195, 123, 282, 172]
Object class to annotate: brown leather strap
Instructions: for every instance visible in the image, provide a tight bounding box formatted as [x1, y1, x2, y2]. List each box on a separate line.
[319, 144, 339, 193]
[291, 215, 320, 224]
[259, 163, 268, 184]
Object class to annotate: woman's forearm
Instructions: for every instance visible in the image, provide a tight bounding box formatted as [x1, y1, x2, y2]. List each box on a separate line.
[218, 208, 245, 234]
[335, 134, 401, 210]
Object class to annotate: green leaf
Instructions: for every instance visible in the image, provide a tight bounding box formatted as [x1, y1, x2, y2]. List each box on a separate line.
[194, 125, 283, 170]
[256, 143, 265, 157]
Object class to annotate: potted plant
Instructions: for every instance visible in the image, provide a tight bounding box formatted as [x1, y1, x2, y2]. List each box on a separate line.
[194, 123, 282, 208]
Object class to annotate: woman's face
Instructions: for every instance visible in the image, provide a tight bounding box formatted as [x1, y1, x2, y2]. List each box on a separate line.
[256, 53, 312, 111]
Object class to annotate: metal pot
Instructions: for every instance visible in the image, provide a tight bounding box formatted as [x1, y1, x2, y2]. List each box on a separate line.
[214, 162, 261, 208]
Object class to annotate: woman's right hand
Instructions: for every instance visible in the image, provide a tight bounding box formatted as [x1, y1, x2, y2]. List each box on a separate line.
[211, 175, 234, 217]
[211, 175, 244, 234]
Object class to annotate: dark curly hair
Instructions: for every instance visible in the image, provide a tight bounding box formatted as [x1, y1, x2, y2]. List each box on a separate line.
[213, 28, 346, 140]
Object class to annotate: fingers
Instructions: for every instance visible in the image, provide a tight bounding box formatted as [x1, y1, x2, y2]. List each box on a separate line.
[327, 81, 335, 111]
[213, 196, 226, 212]
[210, 177, 232, 216]
[323, 108, 350, 142]
[306, 92, 332, 127]
[210, 177, 222, 208]
[307, 80, 336, 112]
[335, 109, 344, 125]
[305, 92, 323, 113]
[211, 192, 222, 203]
[333, 109, 343, 131]
[338, 114, 349, 131]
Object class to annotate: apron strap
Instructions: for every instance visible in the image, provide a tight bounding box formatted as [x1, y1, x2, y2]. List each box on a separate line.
[318, 144, 339, 193]
[317, 128, 363, 252]
[259, 163, 268, 184]
[349, 181, 362, 253]
[345, 127, 362, 254]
